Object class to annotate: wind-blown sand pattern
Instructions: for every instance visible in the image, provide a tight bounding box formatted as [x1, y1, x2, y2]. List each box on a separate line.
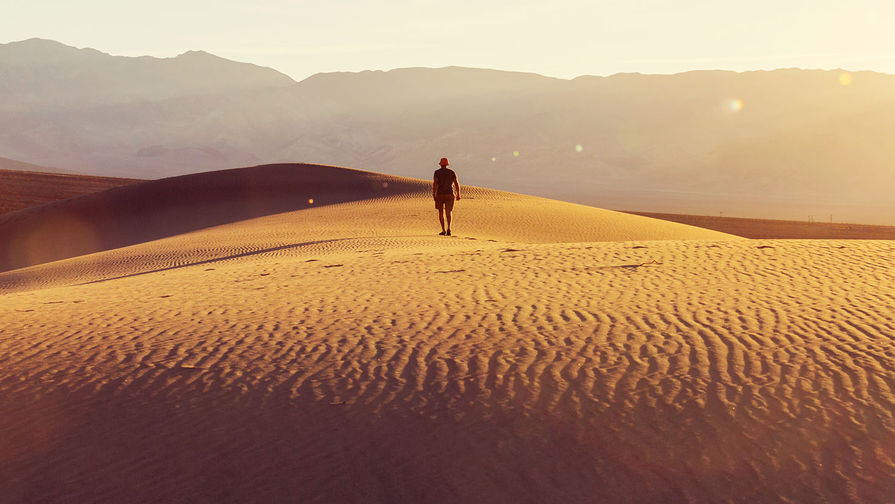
[1, 164, 893, 503]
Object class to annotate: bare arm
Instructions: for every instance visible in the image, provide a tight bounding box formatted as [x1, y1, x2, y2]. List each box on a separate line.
[433, 175, 438, 199]
[453, 174, 460, 200]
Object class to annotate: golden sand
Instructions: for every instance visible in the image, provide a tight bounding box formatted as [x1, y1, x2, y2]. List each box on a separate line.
[1, 165, 892, 503]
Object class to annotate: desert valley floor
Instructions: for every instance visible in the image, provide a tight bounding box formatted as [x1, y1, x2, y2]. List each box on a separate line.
[1, 164, 893, 503]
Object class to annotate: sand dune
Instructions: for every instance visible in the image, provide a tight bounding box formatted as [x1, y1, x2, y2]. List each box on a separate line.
[0, 168, 138, 216]
[1, 164, 893, 503]
[624, 211, 895, 240]
[0, 163, 732, 276]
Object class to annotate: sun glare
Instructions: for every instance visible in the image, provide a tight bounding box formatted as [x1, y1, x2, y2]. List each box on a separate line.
[839, 72, 853, 86]
[729, 99, 744, 112]
[575, 144, 584, 153]
[308, 198, 314, 204]
[513, 150, 520, 157]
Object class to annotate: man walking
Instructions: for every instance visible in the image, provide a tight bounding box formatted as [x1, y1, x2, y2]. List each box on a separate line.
[433, 157, 460, 236]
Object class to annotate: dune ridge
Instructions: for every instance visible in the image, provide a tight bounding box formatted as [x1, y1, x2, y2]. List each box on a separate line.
[1, 164, 893, 503]
[0, 163, 734, 276]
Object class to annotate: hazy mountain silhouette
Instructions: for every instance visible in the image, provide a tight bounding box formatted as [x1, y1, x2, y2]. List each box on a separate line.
[0, 38, 294, 109]
[2, 39, 894, 223]
[0, 155, 73, 174]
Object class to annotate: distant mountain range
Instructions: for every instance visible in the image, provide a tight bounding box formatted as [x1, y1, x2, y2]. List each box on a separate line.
[0, 155, 72, 174]
[2, 38, 894, 223]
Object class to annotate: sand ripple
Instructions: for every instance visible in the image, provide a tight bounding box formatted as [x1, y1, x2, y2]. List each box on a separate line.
[2, 237, 894, 503]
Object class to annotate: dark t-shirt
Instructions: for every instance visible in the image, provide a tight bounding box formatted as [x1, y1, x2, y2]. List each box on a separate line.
[434, 168, 457, 195]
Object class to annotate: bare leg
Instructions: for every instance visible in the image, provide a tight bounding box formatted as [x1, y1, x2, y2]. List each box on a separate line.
[438, 208, 445, 232]
[445, 210, 452, 232]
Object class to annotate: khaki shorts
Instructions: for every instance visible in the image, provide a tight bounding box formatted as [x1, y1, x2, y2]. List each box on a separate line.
[435, 194, 455, 211]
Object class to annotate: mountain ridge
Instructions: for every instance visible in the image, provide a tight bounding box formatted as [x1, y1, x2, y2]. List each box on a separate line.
[3, 39, 894, 224]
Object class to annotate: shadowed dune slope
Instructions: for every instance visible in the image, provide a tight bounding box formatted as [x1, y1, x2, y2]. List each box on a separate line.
[0, 164, 418, 273]
[0, 168, 139, 215]
[0, 163, 734, 273]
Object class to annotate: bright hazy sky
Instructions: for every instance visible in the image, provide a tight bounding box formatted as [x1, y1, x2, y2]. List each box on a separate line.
[3, 1, 895, 81]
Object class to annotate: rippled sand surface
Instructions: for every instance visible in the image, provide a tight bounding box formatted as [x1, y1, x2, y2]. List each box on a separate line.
[1, 165, 892, 503]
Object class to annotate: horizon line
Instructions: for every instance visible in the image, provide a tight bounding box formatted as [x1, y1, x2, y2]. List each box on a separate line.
[1, 37, 890, 83]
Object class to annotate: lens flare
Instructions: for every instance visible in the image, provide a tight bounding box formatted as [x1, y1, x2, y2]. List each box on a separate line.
[575, 144, 584, 153]
[729, 99, 744, 112]
[308, 198, 314, 204]
[839, 72, 853, 86]
[491, 157, 497, 162]
[513, 150, 520, 157]
[9, 214, 100, 269]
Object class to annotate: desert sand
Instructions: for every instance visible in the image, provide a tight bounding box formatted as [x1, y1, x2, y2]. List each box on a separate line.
[624, 211, 895, 240]
[1, 164, 893, 503]
[0, 168, 138, 216]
